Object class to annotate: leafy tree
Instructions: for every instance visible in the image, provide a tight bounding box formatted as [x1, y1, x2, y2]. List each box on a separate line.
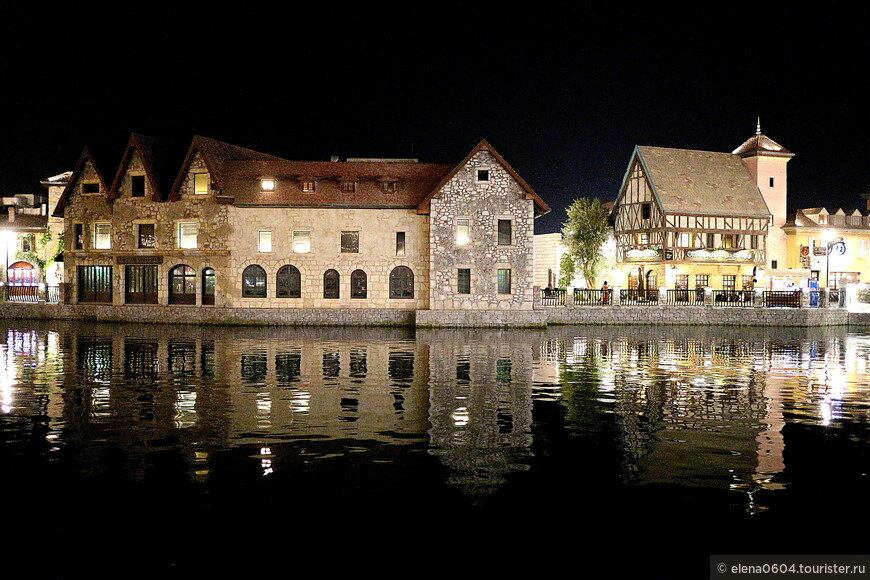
[558, 251, 576, 288]
[561, 197, 612, 288]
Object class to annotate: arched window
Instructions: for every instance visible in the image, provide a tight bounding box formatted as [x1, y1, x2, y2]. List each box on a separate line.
[389, 266, 414, 299]
[323, 269, 340, 299]
[169, 264, 196, 304]
[277, 265, 301, 298]
[242, 264, 267, 298]
[202, 268, 215, 305]
[351, 269, 367, 299]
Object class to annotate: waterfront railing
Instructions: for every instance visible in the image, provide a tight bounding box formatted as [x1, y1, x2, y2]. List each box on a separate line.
[4, 285, 39, 303]
[620, 289, 659, 305]
[712, 289, 756, 307]
[573, 288, 612, 306]
[762, 291, 801, 308]
[540, 288, 566, 306]
[663, 289, 705, 306]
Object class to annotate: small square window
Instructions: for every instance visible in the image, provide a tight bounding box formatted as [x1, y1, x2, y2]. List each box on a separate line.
[178, 222, 198, 249]
[138, 224, 155, 248]
[82, 182, 100, 194]
[94, 223, 111, 249]
[382, 181, 397, 193]
[341, 180, 357, 193]
[260, 179, 276, 192]
[131, 175, 146, 197]
[259, 230, 272, 252]
[341, 231, 359, 253]
[476, 169, 490, 182]
[301, 179, 316, 193]
[193, 173, 209, 195]
[293, 231, 311, 253]
[456, 219, 470, 245]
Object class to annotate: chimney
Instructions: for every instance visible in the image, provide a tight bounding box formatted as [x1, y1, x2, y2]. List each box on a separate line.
[8, 206, 15, 223]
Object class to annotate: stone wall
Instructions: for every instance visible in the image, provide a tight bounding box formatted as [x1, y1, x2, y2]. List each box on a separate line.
[429, 149, 536, 310]
[544, 305, 849, 327]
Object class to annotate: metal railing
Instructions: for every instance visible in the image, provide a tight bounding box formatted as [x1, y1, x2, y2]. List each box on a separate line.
[620, 289, 659, 305]
[712, 289, 756, 307]
[4, 285, 39, 302]
[46, 285, 60, 303]
[763, 291, 801, 308]
[573, 288, 612, 306]
[663, 289, 705, 305]
[540, 288, 566, 306]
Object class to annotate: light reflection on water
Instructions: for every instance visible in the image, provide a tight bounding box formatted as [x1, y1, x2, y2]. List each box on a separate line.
[2, 321, 870, 571]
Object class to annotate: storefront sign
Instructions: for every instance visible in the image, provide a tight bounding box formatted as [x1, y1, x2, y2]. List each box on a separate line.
[116, 255, 164, 265]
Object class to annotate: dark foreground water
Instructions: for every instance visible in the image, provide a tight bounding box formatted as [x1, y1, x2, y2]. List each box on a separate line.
[2, 320, 869, 576]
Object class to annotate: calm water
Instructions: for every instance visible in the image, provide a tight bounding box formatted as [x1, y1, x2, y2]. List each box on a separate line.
[2, 320, 869, 575]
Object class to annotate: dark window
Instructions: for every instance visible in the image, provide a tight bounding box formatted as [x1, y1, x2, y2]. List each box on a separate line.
[276, 265, 301, 298]
[458, 268, 471, 294]
[389, 266, 414, 299]
[82, 183, 100, 194]
[242, 265, 267, 298]
[77, 265, 112, 303]
[74, 223, 84, 249]
[125, 265, 158, 304]
[351, 269, 367, 299]
[675, 274, 689, 289]
[395, 232, 405, 256]
[497, 269, 512, 294]
[497, 220, 512, 245]
[169, 264, 196, 304]
[20, 234, 34, 253]
[131, 175, 145, 197]
[202, 268, 215, 305]
[323, 269, 340, 299]
[769, 177, 775, 187]
[751, 235, 759, 249]
[641, 203, 651, 220]
[341, 231, 359, 253]
[138, 223, 155, 248]
[771, 260, 778, 269]
[477, 169, 490, 181]
[706, 233, 715, 248]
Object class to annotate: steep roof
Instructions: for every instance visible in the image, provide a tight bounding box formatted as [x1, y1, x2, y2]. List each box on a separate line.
[633, 146, 771, 218]
[732, 133, 794, 158]
[417, 139, 549, 216]
[109, 134, 180, 201]
[224, 159, 454, 208]
[167, 136, 285, 200]
[51, 147, 111, 218]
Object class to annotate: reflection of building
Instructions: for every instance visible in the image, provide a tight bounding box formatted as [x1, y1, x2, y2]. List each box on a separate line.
[611, 127, 790, 292]
[0, 172, 67, 293]
[52, 135, 549, 311]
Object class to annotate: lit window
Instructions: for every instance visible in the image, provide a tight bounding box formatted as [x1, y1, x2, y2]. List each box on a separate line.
[456, 218, 470, 245]
[293, 231, 311, 253]
[341, 231, 359, 253]
[259, 231, 272, 252]
[301, 179, 316, 193]
[695, 274, 709, 288]
[178, 222, 198, 249]
[341, 180, 356, 193]
[722, 234, 735, 249]
[677, 232, 690, 247]
[498, 219, 512, 245]
[497, 269, 512, 294]
[94, 223, 111, 249]
[193, 173, 209, 195]
[381, 180, 397, 193]
[476, 169, 490, 182]
[260, 178, 276, 192]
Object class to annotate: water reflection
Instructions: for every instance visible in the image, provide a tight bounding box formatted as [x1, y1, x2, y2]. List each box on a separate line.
[2, 321, 870, 565]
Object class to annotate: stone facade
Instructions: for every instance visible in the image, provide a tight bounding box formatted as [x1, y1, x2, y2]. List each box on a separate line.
[429, 149, 537, 310]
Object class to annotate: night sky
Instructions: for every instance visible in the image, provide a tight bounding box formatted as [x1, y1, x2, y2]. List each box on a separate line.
[1, 4, 866, 233]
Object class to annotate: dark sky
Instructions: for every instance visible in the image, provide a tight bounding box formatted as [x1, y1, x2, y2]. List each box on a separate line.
[1, 3, 866, 233]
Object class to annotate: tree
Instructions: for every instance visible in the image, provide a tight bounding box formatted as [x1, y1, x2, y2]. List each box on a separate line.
[558, 251, 576, 288]
[561, 197, 612, 288]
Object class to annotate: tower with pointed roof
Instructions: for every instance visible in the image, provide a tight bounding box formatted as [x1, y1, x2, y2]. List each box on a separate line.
[732, 121, 794, 269]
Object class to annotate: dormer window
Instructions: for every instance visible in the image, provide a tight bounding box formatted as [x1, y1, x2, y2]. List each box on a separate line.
[819, 215, 828, 225]
[131, 175, 146, 197]
[260, 178, 276, 192]
[341, 180, 357, 193]
[300, 179, 316, 193]
[476, 169, 490, 182]
[381, 180, 397, 193]
[82, 182, 100, 194]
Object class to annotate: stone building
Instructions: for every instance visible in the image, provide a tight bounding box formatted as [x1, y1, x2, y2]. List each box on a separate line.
[52, 135, 549, 313]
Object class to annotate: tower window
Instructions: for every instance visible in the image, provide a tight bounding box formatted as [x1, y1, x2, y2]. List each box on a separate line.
[769, 177, 775, 187]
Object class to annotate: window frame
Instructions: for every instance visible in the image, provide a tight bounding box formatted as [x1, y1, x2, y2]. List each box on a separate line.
[293, 230, 311, 253]
[389, 266, 414, 299]
[137, 223, 156, 249]
[497, 219, 512, 246]
[258, 230, 272, 253]
[242, 264, 267, 298]
[457, 268, 471, 294]
[131, 175, 146, 198]
[351, 269, 367, 299]
[93, 223, 112, 250]
[341, 231, 359, 253]
[193, 173, 210, 195]
[177, 222, 198, 249]
[276, 265, 302, 299]
[497, 268, 512, 295]
[455, 218, 470, 246]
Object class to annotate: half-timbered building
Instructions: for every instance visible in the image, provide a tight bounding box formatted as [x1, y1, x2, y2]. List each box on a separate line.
[612, 131, 791, 294]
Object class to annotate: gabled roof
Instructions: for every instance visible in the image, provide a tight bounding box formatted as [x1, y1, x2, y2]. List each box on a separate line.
[732, 133, 794, 158]
[224, 159, 454, 208]
[626, 146, 771, 218]
[167, 136, 285, 200]
[51, 147, 111, 218]
[109, 134, 180, 202]
[416, 139, 549, 216]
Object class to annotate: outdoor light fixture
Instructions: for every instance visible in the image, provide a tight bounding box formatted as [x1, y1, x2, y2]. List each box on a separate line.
[260, 178, 276, 192]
